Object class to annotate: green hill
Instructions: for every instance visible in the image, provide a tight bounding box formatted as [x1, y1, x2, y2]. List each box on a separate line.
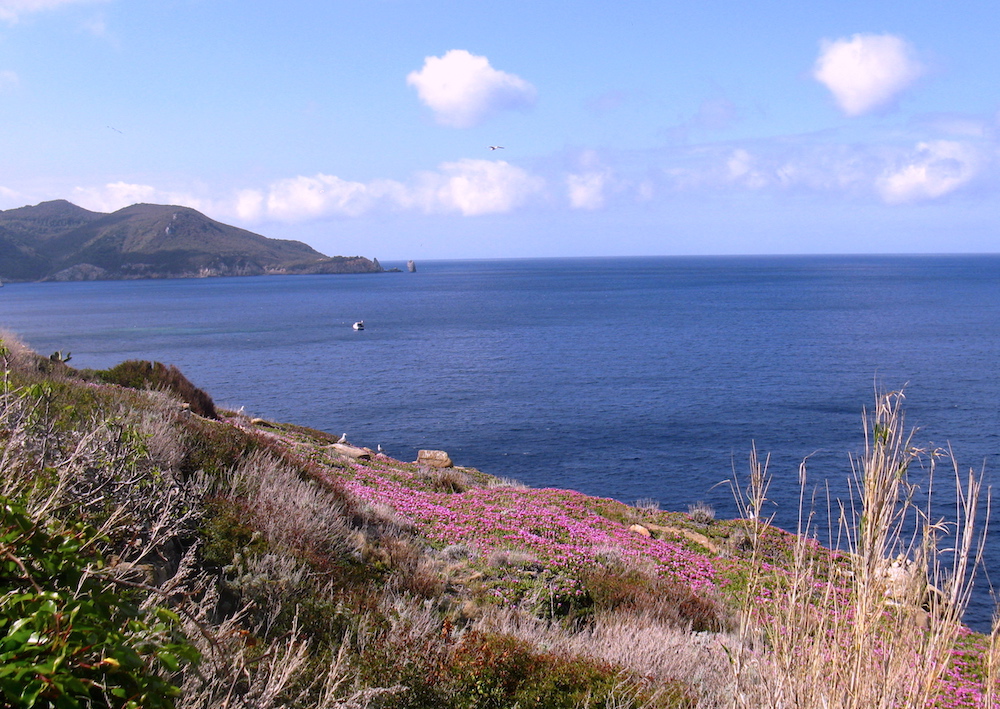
[0, 200, 382, 281]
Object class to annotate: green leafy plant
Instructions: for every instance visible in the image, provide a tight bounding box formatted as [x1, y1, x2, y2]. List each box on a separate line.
[0, 497, 199, 709]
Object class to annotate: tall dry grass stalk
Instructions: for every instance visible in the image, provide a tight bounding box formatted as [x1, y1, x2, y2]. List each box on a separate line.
[732, 390, 989, 709]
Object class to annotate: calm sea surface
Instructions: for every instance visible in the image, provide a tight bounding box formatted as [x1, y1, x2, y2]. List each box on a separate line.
[2, 255, 999, 627]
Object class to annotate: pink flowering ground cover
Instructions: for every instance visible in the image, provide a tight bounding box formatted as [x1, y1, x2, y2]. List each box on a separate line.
[257, 424, 998, 707]
[318, 455, 718, 598]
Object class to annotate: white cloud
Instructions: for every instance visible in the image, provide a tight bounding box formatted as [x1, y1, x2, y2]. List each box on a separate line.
[70, 161, 546, 223]
[567, 172, 607, 210]
[264, 174, 376, 221]
[0, 0, 105, 23]
[229, 161, 544, 221]
[71, 181, 213, 214]
[813, 33, 924, 116]
[72, 182, 158, 212]
[726, 148, 767, 188]
[409, 159, 545, 215]
[406, 49, 537, 128]
[877, 140, 982, 203]
[0, 185, 19, 204]
[234, 189, 265, 221]
[566, 150, 613, 209]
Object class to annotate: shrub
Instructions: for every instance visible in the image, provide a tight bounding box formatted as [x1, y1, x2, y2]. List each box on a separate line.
[0, 496, 198, 709]
[635, 497, 661, 512]
[446, 631, 651, 709]
[584, 566, 727, 632]
[99, 361, 217, 419]
[686, 501, 715, 524]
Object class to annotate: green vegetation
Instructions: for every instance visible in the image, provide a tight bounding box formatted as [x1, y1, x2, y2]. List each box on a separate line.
[0, 328, 997, 708]
[0, 498, 197, 709]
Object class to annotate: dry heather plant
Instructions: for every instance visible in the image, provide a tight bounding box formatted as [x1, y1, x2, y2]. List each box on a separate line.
[687, 501, 715, 524]
[0, 329, 38, 373]
[173, 579, 314, 709]
[228, 450, 359, 561]
[486, 548, 544, 569]
[730, 390, 988, 709]
[634, 497, 661, 512]
[357, 501, 416, 536]
[0, 379, 204, 579]
[487, 475, 529, 489]
[476, 605, 728, 708]
[424, 466, 473, 493]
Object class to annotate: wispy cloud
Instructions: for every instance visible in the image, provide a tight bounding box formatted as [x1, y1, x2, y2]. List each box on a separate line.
[71, 159, 547, 221]
[566, 151, 615, 210]
[658, 132, 993, 205]
[877, 140, 984, 203]
[406, 49, 537, 128]
[813, 33, 924, 117]
[0, 0, 106, 23]
[50, 121, 999, 224]
[0, 70, 19, 91]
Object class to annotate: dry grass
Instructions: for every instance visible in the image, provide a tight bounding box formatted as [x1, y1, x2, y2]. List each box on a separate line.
[487, 476, 529, 489]
[0, 329, 37, 373]
[228, 450, 359, 562]
[730, 389, 989, 709]
[687, 501, 716, 525]
[635, 497, 661, 512]
[476, 605, 732, 708]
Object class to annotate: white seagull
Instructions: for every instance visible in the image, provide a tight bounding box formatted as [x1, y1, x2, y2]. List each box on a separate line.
[337, 433, 348, 444]
[489, 145, 504, 150]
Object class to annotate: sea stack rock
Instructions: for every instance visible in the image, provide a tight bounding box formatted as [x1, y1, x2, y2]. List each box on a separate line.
[407, 260, 416, 273]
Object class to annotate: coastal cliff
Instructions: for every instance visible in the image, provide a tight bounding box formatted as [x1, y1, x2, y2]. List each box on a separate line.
[0, 200, 383, 282]
[0, 330, 993, 708]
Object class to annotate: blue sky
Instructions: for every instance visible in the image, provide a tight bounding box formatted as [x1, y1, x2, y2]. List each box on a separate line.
[1, 0, 999, 259]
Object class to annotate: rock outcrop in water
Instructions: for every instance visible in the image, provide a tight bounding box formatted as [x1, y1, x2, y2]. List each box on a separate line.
[0, 199, 384, 282]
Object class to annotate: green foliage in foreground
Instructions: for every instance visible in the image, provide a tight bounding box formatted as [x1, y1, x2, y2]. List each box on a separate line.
[0, 498, 198, 709]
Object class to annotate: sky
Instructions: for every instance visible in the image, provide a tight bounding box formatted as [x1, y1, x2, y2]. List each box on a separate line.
[1, 0, 999, 260]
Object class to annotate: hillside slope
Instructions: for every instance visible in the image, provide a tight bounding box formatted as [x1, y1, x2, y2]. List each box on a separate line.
[0, 200, 382, 281]
[0, 330, 993, 709]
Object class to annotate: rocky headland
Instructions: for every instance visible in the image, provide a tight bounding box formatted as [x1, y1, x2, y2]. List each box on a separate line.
[0, 200, 383, 282]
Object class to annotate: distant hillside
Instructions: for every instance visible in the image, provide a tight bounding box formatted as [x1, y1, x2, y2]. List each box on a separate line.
[0, 200, 383, 282]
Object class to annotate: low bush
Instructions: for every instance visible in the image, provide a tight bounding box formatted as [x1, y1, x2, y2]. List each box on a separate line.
[447, 631, 667, 709]
[0, 496, 198, 709]
[584, 566, 728, 632]
[99, 361, 217, 419]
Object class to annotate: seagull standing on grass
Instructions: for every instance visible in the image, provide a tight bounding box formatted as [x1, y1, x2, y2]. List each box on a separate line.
[337, 433, 348, 444]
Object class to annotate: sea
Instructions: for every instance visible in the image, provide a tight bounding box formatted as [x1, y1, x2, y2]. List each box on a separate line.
[2, 254, 999, 629]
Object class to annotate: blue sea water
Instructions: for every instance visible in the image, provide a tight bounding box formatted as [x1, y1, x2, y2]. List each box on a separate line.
[2, 254, 999, 627]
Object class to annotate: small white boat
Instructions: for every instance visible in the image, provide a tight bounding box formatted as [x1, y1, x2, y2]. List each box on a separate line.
[352, 320, 364, 330]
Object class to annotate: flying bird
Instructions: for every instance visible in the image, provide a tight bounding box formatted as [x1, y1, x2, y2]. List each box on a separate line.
[107, 126, 123, 134]
[489, 145, 504, 150]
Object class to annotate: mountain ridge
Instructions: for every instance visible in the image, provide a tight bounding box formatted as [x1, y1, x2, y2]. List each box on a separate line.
[0, 199, 383, 281]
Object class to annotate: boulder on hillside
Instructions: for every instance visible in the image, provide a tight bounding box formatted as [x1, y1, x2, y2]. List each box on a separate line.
[417, 449, 453, 468]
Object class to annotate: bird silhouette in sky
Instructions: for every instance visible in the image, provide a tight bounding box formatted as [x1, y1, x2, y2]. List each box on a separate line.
[489, 145, 504, 150]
